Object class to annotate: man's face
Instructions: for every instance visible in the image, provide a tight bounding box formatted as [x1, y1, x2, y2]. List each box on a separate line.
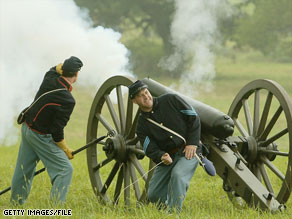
[132, 88, 153, 112]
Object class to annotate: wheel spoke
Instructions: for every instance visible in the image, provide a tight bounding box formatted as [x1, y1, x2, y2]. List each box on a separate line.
[259, 106, 283, 141]
[105, 94, 121, 133]
[253, 164, 261, 181]
[124, 162, 131, 205]
[259, 162, 275, 194]
[233, 118, 249, 137]
[126, 137, 139, 145]
[127, 109, 140, 138]
[100, 162, 120, 195]
[93, 158, 113, 171]
[116, 85, 126, 134]
[253, 90, 260, 136]
[140, 160, 156, 202]
[129, 161, 141, 200]
[258, 92, 273, 136]
[258, 147, 289, 156]
[129, 154, 147, 182]
[96, 113, 115, 132]
[125, 96, 133, 136]
[260, 156, 285, 181]
[242, 99, 253, 135]
[127, 146, 145, 157]
[114, 165, 124, 205]
[259, 128, 288, 147]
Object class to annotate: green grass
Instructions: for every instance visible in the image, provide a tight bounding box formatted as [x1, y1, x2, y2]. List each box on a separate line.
[0, 54, 292, 218]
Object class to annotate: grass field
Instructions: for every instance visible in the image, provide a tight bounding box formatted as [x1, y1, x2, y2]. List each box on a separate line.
[0, 54, 292, 218]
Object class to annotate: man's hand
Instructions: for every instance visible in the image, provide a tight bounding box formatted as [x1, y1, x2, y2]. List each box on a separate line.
[55, 139, 74, 160]
[63, 147, 74, 160]
[161, 153, 173, 165]
[183, 145, 197, 160]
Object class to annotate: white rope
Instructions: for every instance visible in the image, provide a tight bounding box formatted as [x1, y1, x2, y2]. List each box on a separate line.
[114, 161, 163, 205]
[147, 118, 204, 166]
[24, 88, 67, 114]
[194, 153, 204, 166]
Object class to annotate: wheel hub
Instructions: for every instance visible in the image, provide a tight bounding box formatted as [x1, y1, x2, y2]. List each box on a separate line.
[246, 136, 258, 163]
[103, 134, 127, 162]
[265, 142, 278, 161]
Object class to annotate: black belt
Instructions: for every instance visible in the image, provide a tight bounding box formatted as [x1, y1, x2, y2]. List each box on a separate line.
[168, 145, 185, 155]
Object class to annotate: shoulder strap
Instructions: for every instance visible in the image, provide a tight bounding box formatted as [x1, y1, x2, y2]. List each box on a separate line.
[24, 88, 67, 114]
[146, 118, 186, 144]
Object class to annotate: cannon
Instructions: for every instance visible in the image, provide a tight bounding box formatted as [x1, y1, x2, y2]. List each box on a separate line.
[86, 76, 292, 212]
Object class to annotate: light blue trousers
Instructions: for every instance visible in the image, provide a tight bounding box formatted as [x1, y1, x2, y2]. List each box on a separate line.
[11, 124, 73, 205]
[148, 149, 199, 212]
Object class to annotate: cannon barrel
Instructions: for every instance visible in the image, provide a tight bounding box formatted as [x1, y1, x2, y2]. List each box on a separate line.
[141, 78, 234, 139]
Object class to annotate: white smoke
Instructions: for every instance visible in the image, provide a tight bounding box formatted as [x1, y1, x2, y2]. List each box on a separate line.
[0, 0, 132, 145]
[160, 0, 232, 96]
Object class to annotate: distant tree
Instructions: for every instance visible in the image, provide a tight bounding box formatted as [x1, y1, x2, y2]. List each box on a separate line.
[233, 0, 292, 60]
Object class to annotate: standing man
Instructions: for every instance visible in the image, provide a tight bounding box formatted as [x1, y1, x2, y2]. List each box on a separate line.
[129, 80, 202, 212]
[11, 56, 83, 205]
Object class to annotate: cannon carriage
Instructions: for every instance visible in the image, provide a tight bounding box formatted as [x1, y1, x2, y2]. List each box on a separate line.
[86, 76, 292, 212]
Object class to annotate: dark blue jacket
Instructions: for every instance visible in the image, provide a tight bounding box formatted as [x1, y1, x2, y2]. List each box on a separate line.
[25, 67, 75, 142]
[136, 94, 201, 164]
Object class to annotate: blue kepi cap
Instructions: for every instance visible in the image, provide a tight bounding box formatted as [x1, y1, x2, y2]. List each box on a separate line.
[128, 80, 148, 99]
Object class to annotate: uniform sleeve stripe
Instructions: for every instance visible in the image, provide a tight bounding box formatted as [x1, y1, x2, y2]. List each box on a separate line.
[180, 107, 197, 116]
[143, 136, 150, 152]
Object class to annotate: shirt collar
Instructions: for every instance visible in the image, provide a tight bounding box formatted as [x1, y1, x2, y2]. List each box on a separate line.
[152, 97, 158, 110]
[58, 76, 73, 92]
[140, 97, 158, 116]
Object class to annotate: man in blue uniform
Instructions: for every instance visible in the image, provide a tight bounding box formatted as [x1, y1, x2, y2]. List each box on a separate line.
[11, 56, 83, 205]
[129, 80, 201, 212]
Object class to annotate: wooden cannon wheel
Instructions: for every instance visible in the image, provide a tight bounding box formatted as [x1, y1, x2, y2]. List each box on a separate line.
[228, 79, 292, 204]
[86, 76, 154, 206]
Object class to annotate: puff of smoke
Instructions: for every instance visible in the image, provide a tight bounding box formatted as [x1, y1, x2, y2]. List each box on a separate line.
[0, 0, 132, 145]
[160, 0, 233, 97]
